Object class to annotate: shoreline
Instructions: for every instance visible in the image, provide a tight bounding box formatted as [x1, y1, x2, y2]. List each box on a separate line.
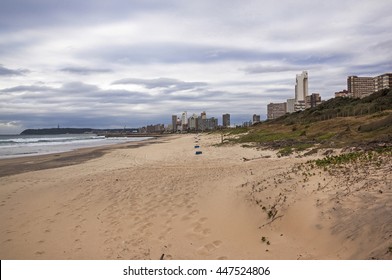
[0, 136, 170, 178]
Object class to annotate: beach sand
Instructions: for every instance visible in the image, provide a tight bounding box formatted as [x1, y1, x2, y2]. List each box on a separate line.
[0, 134, 391, 260]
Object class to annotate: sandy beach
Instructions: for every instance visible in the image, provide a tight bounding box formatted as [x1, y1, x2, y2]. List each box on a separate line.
[0, 134, 391, 260]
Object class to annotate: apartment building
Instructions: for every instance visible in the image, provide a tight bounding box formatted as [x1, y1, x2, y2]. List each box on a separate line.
[222, 113, 230, 127]
[171, 115, 177, 132]
[199, 117, 218, 131]
[267, 102, 287, 120]
[188, 114, 199, 131]
[347, 76, 374, 98]
[252, 114, 260, 124]
[306, 93, 322, 108]
[374, 73, 392, 92]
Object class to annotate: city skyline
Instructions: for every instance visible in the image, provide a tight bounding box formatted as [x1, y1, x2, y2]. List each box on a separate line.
[1, 0, 392, 134]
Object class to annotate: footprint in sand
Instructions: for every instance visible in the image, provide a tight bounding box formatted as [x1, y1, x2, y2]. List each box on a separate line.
[181, 209, 199, 221]
[193, 223, 203, 233]
[196, 240, 223, 256]
[186, 217, 211, 240]
[158, 227, 173, 241]
[146, 213, 157, 220]
[186, 202, 197, 209]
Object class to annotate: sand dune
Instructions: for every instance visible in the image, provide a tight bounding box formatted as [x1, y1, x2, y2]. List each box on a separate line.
[0, 134, 391, 259]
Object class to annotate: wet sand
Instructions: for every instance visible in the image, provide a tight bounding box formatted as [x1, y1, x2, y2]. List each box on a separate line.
[0, 137, 163, 177]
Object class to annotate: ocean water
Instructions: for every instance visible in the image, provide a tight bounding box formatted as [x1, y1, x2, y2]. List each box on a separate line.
[0, 134, 151, 159]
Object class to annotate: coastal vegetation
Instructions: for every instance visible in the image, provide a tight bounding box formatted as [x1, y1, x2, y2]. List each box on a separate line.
[310, 147, 392, 168]
[220, 88, 392, 153]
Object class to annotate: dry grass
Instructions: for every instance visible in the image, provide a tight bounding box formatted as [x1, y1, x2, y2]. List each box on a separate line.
[231, 110, 392, 150]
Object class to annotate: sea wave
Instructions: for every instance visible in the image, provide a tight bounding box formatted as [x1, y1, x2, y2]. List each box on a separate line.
[0, 135, 105, 146]
[0, 134, 151, 158]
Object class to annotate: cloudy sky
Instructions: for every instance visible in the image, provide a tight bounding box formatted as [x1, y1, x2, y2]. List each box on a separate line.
[1, 0, 391, 133]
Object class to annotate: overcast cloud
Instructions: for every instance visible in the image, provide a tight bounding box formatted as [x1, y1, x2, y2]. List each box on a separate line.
[1, 0, 391, 133]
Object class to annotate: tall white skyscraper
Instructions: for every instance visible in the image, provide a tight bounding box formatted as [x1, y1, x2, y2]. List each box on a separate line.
[181, 111, 188, 125]
[295, 71, 308, 111]
[295, 71, 308, 102]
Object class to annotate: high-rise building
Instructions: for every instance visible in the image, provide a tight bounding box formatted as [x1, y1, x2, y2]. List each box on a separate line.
[198, 117, 217, 131]
[176, 117, 181, 131]
[222, 114, 230, 127]
[267, 102, 287, 120]
[188, 114, 198, 131]
[374, 73, 392, 92]
[252, 114, 260, 124]
[347, 73, 392, 99]
[306, 93, 322, 108]
[171, 115, 177, 132]
[347, 76, 374, 98]
[201, 111, 206, 120]
[181, 111, 188, 131]
[295, 71, 308, 109]
[286, 98, 295, 113]
[181, 111, 188, 125]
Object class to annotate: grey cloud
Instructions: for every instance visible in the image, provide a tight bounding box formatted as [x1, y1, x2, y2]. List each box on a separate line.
[1, 82, 153, 108]
[0, 85, 52, 92]
[60, 66, 112, 75]
[347, 62, 392, 77]
[0, 78, 269, 131]
[242, 65, 299, 74]
[371, 40, 392, 52]
[0, 64, 29, 76]
[83, 43, 281, 65]
[1, 112, 140, 131]
[1, 0, 391, 133]
[0, 0, 175, 31]
[60, 82, 100, 93]
[293, 53, 352, 66]
[241, 52, 353, 76]
[113, 78, 184, 88]
[84, 40, 355, 69]
[112, 77, 208, 93]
